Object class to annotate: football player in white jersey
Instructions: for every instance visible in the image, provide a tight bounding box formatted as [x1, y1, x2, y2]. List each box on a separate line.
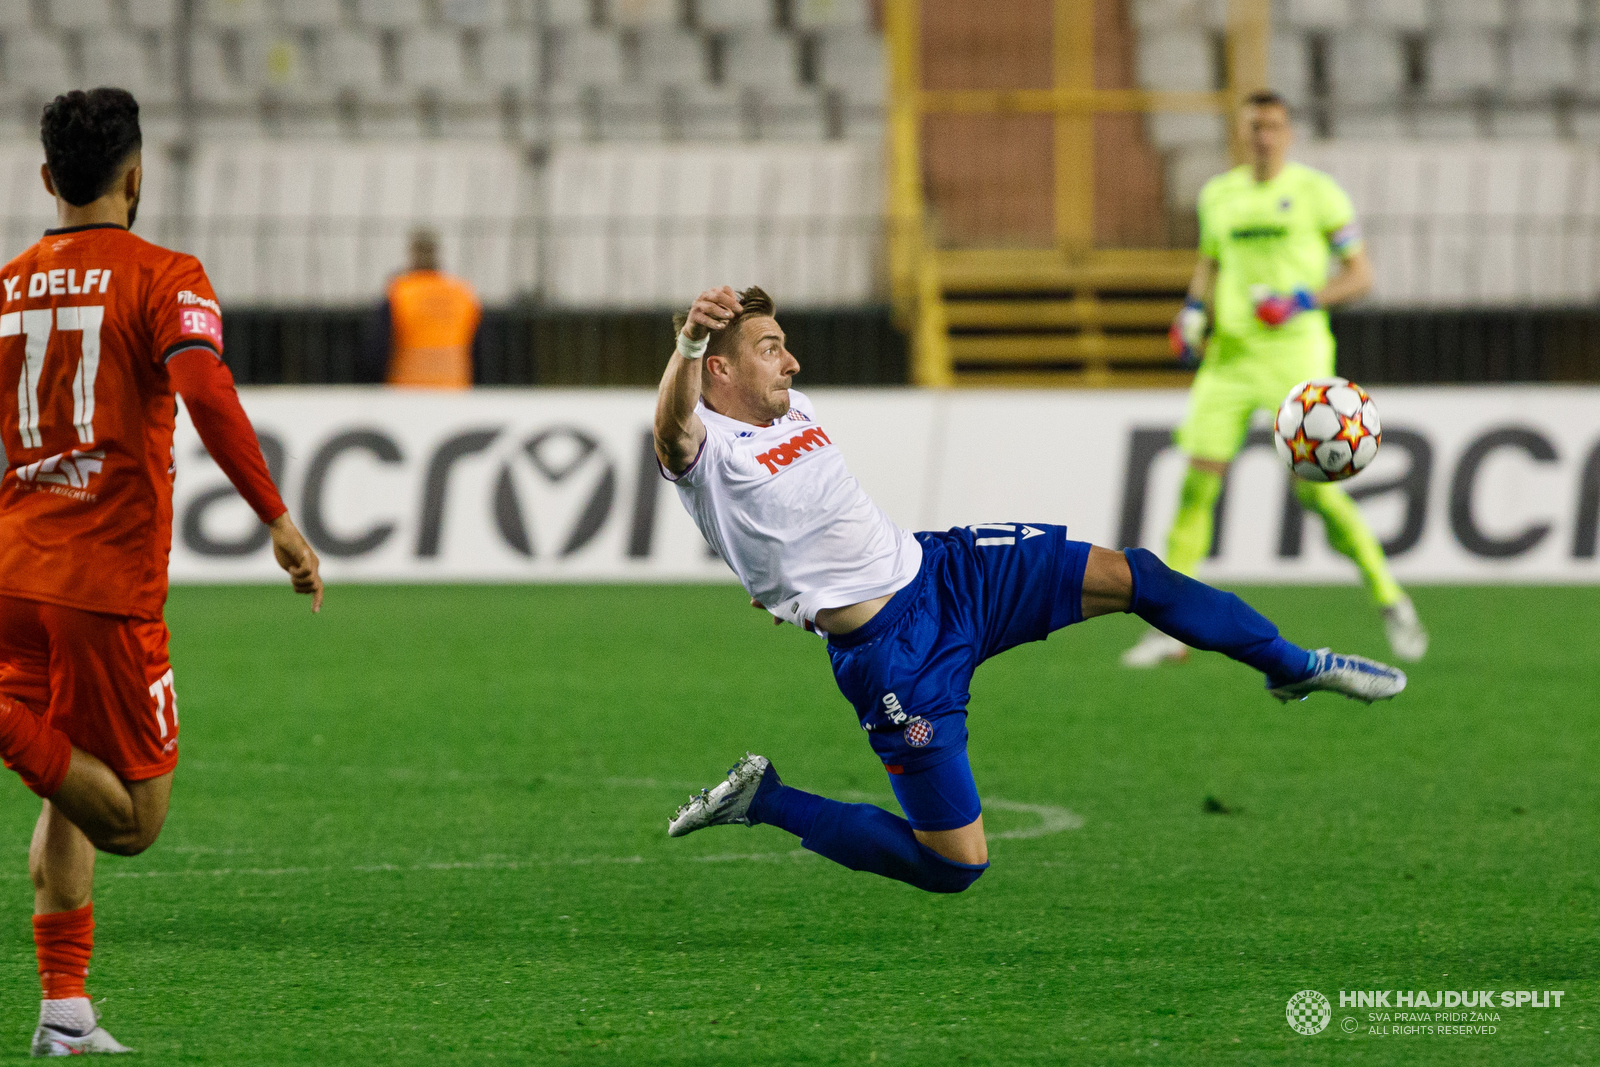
[658, 286, 1405, 893]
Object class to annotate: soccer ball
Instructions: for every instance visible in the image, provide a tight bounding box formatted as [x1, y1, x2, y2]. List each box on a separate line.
[1273, 377, 1381, 482]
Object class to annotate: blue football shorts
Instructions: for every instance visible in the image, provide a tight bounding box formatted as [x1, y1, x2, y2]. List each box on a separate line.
[826, 524, 1093, 831]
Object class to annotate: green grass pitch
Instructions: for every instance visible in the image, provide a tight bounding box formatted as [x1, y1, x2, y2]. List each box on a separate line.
[0, 583, 1594, 1065]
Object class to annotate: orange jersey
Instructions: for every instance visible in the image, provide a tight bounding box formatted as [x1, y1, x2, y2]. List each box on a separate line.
[386, 270, 480, 389]
[0, 224, 225, 621]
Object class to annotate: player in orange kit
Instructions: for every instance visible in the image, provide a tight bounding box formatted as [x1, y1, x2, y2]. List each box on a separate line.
[0, 89, 323, 1056]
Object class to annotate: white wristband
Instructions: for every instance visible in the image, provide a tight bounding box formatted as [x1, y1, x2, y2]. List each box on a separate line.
[676, 330, 709, 361]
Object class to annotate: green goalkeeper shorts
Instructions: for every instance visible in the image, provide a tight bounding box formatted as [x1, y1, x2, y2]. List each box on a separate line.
[1173, 330, 1336, 463]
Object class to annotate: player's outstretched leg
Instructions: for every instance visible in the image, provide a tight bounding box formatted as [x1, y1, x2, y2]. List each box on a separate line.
[1294, 480, 1428, 662]
[1123, 464, 1222, 668]
[668, 754, 987, 894]
[1118, 547, 1406, 703]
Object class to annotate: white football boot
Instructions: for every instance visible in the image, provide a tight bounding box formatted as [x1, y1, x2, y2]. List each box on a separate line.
[1382, 597, 1429, 662]
[668, 753, 774, 838]
[31, 997, 132, 1057]
[1268, 648, 1406, 704]
[1120, 628, 1188, 668]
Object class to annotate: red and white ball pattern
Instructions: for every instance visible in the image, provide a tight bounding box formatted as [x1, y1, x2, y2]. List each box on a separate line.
[1273, 376, 1382, 482]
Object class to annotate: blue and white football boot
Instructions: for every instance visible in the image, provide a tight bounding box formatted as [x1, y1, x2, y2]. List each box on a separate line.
[1268, 648, 1406, 704]
[668, 753, 776, 837]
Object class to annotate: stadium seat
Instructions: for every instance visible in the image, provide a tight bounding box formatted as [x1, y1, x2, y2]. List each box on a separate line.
[81, 31, 174, 105]
[1515, 0, 1582, 26]
[189, 32, 254, 107]
[125, 0, 177, 30]
[442, 0, 519, 26]
[1282, 0, 1351, 31]
[720, 31, 800, 89]
[280, 0, 344, 29]
[4, 32, 78, 101]
[548, 27, 627, 87]
[356, 0, 427, 30]
[814, 30, 883, 104]
[607, 0, 681, 28]
[321, 30, 390, 93]
[400, 29, 472, 93]
[1488, 106, 1561, 138]
[751, 86, 829, 140]
[1129, 0, 1225, 30]
[635, 29, 710, 86]
[543, 0, 595, 28]
[1580, 34, 1600, 94]
[1353, 0, 1427, 31]
[1327, 29, 1405, 106]
[238, 31, 315, 91]
[1147, 112, 1226, 149]
[696, 0, 776, 31]
[1410, 105, 1480, 138]
[200, 0, 267, 26]
[45, 0, 116, 30]
[1135, 30, 1215, 92]
[1268, 31, 1312, 108]
[1446, 0, 1506, 29]
[1328, 106, 1405, 139]
[1505, 29, 1579, 96]
[792, 0, 872, 29]
[1427, 30, 1504, 97]
[479, 32, 540, 89]
[595, 84, 669, 139]
[669, 83, 747, 140]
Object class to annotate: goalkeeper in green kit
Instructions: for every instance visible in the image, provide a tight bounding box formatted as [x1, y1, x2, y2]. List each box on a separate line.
[1123, 91, 1428, 668]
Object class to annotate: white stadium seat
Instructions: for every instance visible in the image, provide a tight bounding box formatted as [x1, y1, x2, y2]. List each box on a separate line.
[635, 30, 709, 86]
[321, 30, 389, 92]
[1282, 0, 1351, 31]
[542, 0, 595, 28]
[1328, 106, 1405, 140]
[442, 0, 520, 26]
[1410, 106, 1480, 138]
[238, 31, 314, 91]
[1444, 0, 1505, 28]
[125, 0, 177, 30]
[280, 0, 344, 29]
[1354, 0, 1427, 31]
[356, 0, 427, 30]
[670, 82, 745, 139]
[751, 86, 827, 139]
[0, 0, 32, 23]
[792, 0, 871, 29]
[1129, 0, 1225, 30]
[594, 84, 669, 139]
[1427, 30, 1504, 97]
[1514, 0, 1581, 27]
[1268, 31, 1312, 107]
[1488, 107, 1561, 138]
[1580, 33, 1600, 94]
[1147, 113, 1226, 149]
[1505, 29, 1578, 95]
[189, 32, 253, 107]
[607, 0, 680, 27]
[1135, 30, 1215, 93]
[696, 0, 776, 31]
[199, 0, 266, 27]
[81, 31, 173, 105]
[548, 28, 626, 87]
[479, 32, 540, 88]
[720, 31, 800, 89]
[5, 32, 78, 100]
[1327, 30, 1405, 106]
[815, 30, 883, 104]
[46, 0, 116, 30]
[400, 30, 470, 91]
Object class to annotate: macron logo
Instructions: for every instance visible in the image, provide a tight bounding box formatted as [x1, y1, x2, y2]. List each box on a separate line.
[755, 427, 832, 474]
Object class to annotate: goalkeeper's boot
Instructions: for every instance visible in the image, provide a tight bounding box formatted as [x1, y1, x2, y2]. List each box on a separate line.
[31, 998, 132, 1057]
[1120, 628, 1188, 668]
[1382, 597, 1429, 663]
[668, 753, 777, 838]
[1268, 648, 1406, 705]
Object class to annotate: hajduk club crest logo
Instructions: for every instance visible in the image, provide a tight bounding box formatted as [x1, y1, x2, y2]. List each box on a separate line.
[904, 719, 933, 748]
[1286, 990, 1331, 1035]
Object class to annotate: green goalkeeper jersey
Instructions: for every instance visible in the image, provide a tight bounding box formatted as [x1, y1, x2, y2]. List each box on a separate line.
[1197, 161, 1362, 346]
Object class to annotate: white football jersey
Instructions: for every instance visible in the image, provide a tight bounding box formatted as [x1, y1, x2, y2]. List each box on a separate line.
[666, 389, 922, 629]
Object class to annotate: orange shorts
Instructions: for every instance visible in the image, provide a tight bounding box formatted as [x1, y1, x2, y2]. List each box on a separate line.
[0, 594, 178, 782]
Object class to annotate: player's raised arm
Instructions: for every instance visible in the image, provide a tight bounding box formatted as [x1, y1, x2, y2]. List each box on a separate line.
[167, 349, 324, 612]
[654, 286, 740, 474]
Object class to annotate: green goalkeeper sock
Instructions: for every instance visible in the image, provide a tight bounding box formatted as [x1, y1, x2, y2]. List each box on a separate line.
[1296, 481, 1404, 607]
[1165, 465, 1224, 577]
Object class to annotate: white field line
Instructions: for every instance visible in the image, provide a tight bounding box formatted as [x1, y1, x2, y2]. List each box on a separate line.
[22, 761, 1083, 883]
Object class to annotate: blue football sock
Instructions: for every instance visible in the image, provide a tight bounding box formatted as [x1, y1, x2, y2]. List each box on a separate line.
[749, 779, 986, 894]
[1125, 547, 1316, 684]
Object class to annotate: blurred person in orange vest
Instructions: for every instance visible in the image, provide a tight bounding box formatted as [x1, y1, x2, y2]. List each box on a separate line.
[359, 229, 481, 388]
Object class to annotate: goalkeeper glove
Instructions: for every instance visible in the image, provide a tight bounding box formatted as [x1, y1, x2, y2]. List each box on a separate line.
[1254, 287, 1317, 327]
[1168, 299, 1207, 367]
